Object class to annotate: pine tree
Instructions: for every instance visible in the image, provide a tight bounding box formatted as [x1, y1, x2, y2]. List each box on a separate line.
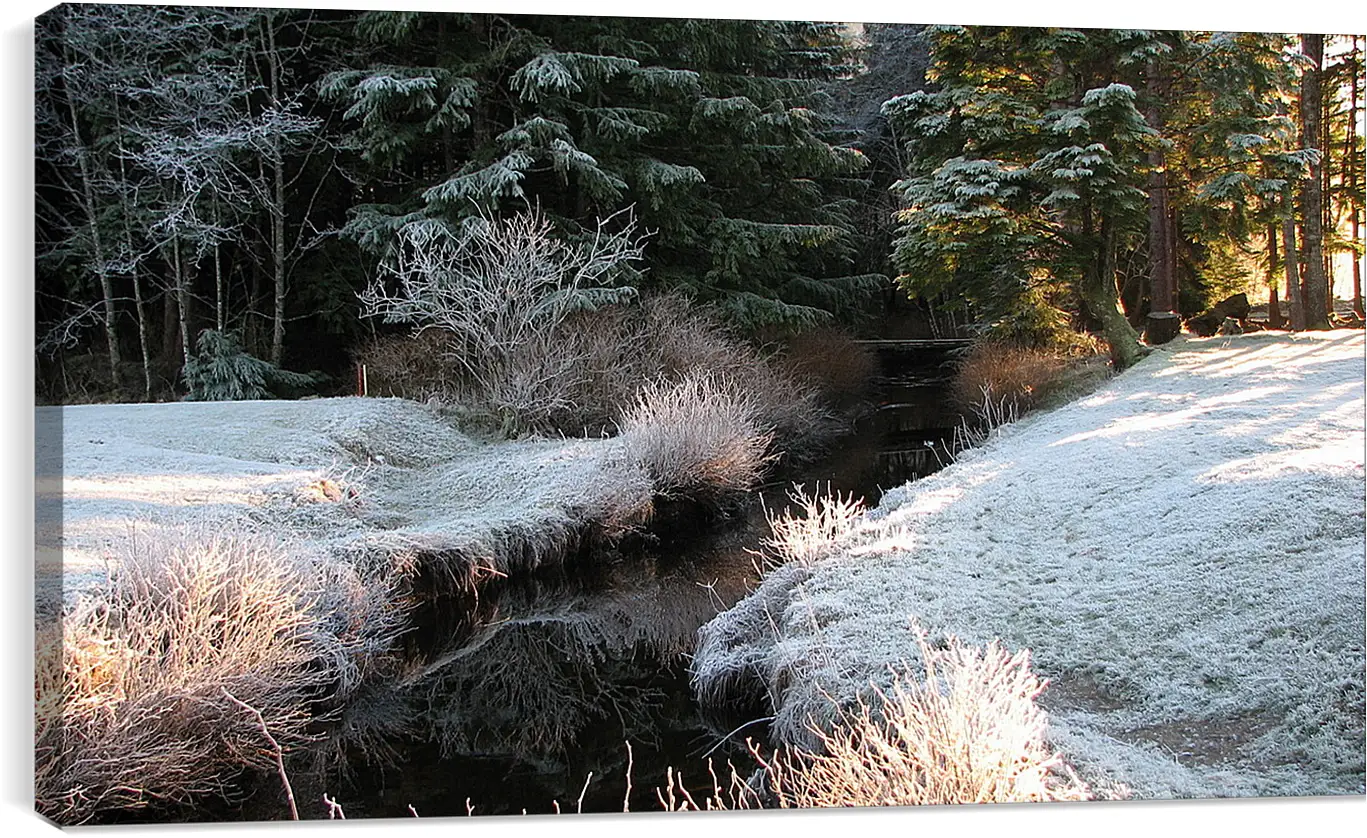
[883, 26, 1327, 362]
[322, 13, 878, 332]
[884, 26, 1159, 367]
[183, 329, 316, 401]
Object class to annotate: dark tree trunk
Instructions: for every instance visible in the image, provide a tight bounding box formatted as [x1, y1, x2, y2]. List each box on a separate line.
[61, 53, 121, 390]
[1268, 224, 1284, 329]
[1143, 58, 1179, 345]
[111, 94, 153, 399]
[1300, 34, 1331, 329]
[1351, 36, 1363, 318]
[1082, 213, 1148, 369]
[1282, 194, 1305, 330]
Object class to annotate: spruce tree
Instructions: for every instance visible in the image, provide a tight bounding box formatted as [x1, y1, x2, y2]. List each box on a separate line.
[884, 26, 1322, 364]
[322, 12, 880, 331]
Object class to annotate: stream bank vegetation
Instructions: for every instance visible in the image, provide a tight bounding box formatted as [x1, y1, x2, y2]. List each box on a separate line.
[35, 530, 402, 824]
[660, 633, 1097, 810]
[691, 332, 1364, 803]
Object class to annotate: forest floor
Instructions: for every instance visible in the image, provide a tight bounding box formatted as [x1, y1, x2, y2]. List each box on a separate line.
[695, 329, 1365, 799]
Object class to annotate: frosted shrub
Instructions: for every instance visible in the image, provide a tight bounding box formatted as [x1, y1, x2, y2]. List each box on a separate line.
[619, 370, 774, 499]
[34, 531, 400, 824]
[758, 484, 865, 569]
[359, 208, 643, 417]
[766, 632, 1092, 807]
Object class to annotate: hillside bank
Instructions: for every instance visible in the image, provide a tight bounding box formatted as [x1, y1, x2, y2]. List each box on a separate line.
[695, 330, 1366, 799]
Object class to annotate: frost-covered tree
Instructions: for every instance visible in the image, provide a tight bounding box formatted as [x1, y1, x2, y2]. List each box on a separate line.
[36, 4, 343, 398]
[883, 26, 1330, 365]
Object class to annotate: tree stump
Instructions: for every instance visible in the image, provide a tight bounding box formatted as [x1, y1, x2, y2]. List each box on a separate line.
[1144, 311, 1182, 345]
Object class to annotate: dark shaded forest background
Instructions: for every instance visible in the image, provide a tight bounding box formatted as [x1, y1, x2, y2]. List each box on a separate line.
[34, 4, 1365, 403]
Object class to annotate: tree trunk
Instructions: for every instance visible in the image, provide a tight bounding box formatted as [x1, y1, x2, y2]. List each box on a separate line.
[1300, 34, 1331, 329]
[1351, 36, 1363, 318]
[263, 12, 288, 365]
[1082, 214, 1148, 370]
[1143, 58, 1179, 345]
[1282, 194, 1305, 330]
[62, 60, 122, 391]
[214, 199, 226, 332]
[1268, 224, 1284, 329]
[172, 238, 192, 377]
[111, 93, 153, 399]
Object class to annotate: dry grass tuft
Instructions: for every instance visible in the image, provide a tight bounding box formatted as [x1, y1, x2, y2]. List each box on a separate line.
[779, 327, 879, 406]
[950, 341, 1070, 422]
[35, 531, 401, 825]
[664, 631, 1090, 810]
[756, 484, 865, 570]
[765, 632, 1092, 807]
[618, 370, 775, 499]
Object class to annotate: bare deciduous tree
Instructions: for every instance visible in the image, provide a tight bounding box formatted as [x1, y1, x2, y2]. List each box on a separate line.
[360, 207, 645, 396]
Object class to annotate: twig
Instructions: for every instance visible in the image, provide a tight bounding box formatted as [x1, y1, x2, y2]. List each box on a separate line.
[408, 804, 420, 817]
[699, 716, 775, 759]
[623, 742, 634, 813]
[576, 771, 593, 814]
[221, 688, 298, 820]
[322, 793, 345, 820]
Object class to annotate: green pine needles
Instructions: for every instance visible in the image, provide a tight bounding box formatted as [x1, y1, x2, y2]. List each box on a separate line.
[183, 330, 316, 401]
[326, 14, 879, 333]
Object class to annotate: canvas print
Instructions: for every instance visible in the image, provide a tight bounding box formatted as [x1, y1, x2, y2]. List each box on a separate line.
[32, 1, 1365, 825]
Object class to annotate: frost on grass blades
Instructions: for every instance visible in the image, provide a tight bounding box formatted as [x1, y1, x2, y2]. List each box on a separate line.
[694, 332, 1366, 801]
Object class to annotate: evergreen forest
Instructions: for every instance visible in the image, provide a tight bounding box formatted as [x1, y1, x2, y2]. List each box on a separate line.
[34, 6, 1366, 403]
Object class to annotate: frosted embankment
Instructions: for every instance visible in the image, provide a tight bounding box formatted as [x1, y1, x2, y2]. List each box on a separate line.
[694, 330, 1365, 798]
[35, 396, 653, 617]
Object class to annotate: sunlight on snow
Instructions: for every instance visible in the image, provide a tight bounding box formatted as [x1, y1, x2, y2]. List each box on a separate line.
[1048, 386, 1285, 447]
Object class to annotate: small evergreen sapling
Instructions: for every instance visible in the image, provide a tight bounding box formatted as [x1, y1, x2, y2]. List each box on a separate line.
[183, 330, 317, 401]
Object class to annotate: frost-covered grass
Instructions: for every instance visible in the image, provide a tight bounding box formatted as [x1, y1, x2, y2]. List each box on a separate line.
[694, 330, 1366, 799]
[666, 631, 1091, 810]
[619, 370, 774, 500]
[36, 396, 658, 611]
[35, 530, 401, 824]
[765, 632, 1095, 807]
[35, 395, 674, 821]
[755, 484, 865, 569]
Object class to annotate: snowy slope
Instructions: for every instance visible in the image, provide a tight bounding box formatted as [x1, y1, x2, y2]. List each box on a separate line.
[695, 330, 1365, 798]
[35, 397, 650, 617]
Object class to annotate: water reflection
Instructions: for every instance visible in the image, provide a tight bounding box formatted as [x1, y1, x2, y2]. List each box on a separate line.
[321, 345, 961, 817]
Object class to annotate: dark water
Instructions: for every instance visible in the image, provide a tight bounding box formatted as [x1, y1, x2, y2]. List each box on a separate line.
[312, 346, 960, 820]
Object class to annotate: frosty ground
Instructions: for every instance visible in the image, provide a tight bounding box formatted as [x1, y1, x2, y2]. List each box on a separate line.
[35, 397, 651, 620]
[36, 329, 1366, 801]
[696, 329, 1365, 798]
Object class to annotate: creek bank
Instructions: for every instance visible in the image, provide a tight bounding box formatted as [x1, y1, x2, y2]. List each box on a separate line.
[691, 331, 1366, 799]
[36, 384, 883, 821]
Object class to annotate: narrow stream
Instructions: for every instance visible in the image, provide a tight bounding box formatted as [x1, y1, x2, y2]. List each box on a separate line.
[318, 344, 963, 819]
